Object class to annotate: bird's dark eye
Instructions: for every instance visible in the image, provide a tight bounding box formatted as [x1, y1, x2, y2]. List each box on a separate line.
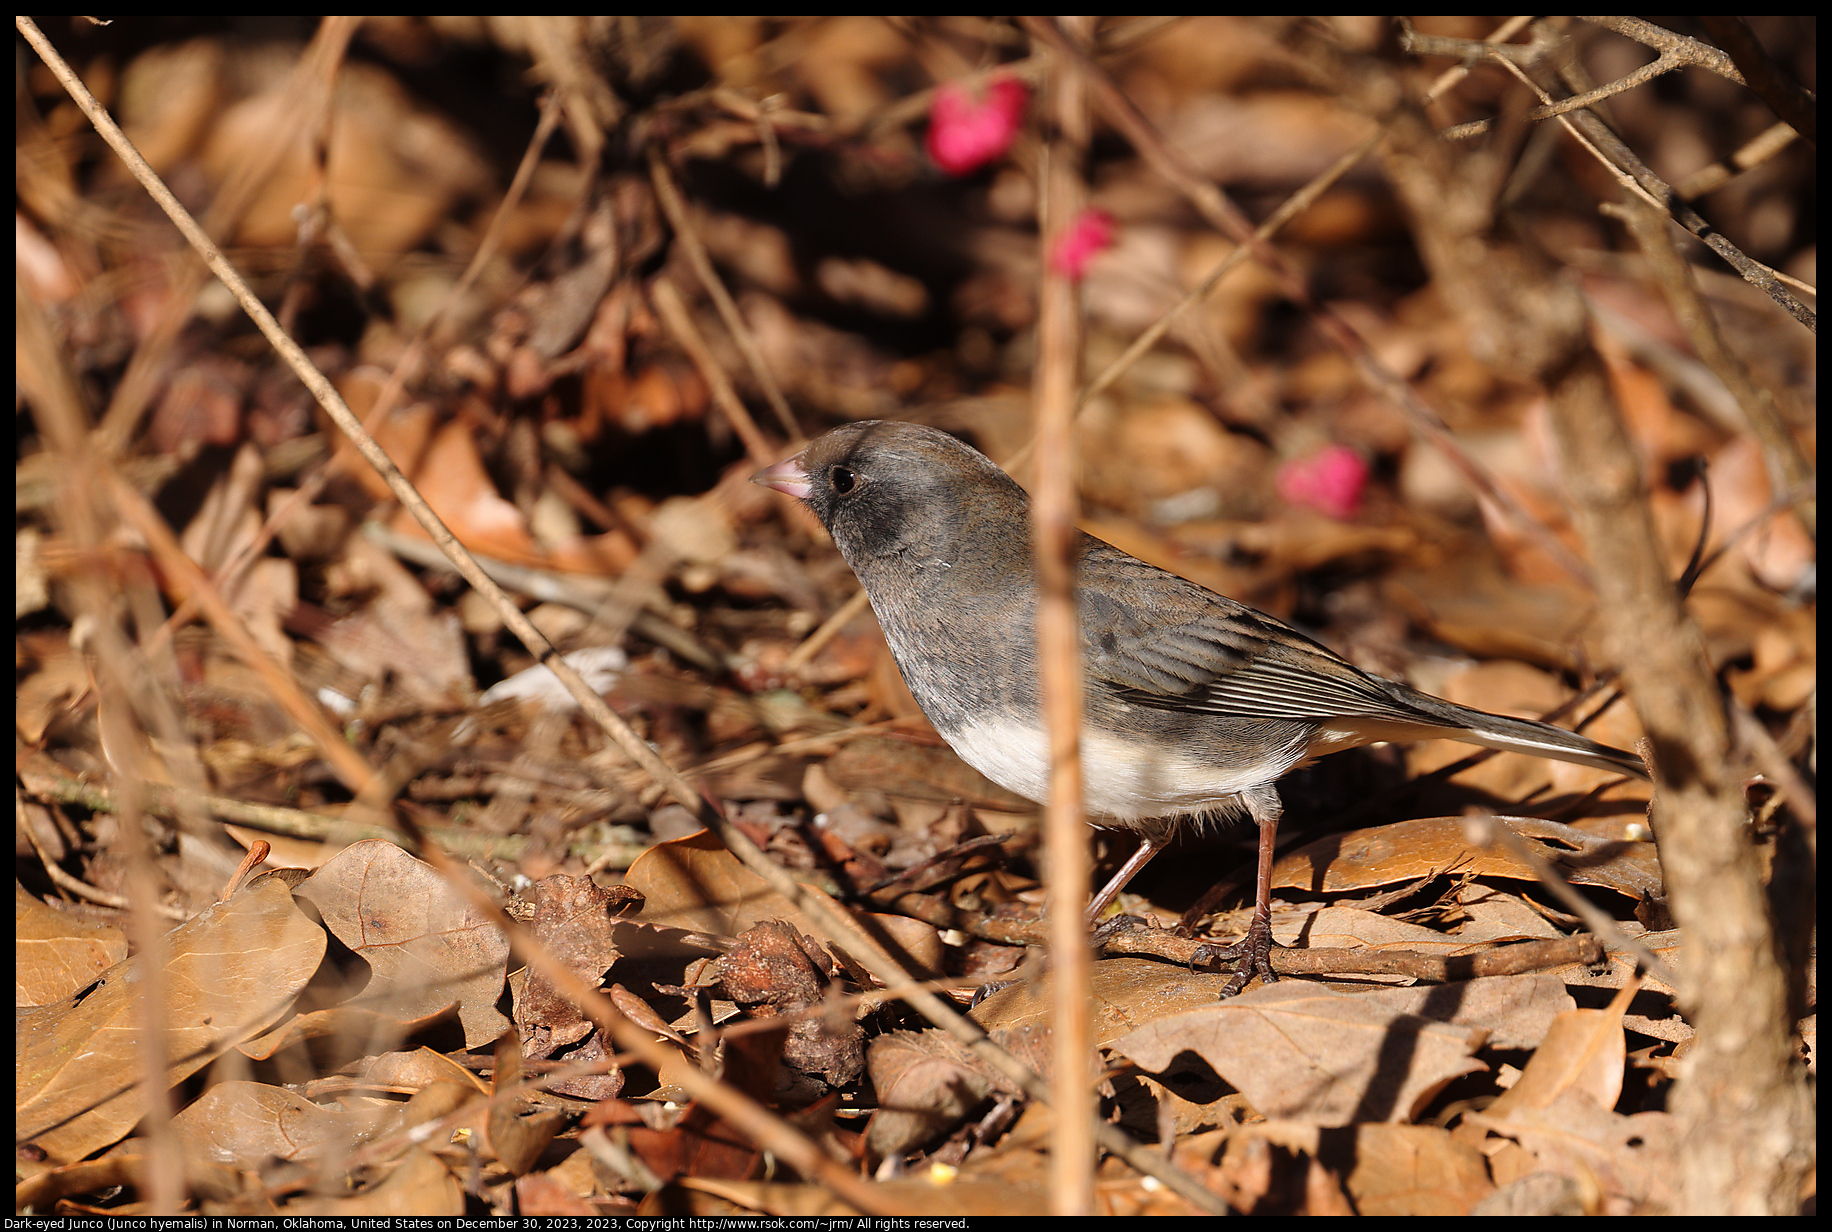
[830, 465, 858, 495]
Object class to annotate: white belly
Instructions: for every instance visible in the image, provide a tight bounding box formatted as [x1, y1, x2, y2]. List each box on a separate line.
[944, 714, 1299, 823]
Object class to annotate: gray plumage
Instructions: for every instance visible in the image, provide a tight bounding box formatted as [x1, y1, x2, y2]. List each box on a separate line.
[756, 420, 1648, 992]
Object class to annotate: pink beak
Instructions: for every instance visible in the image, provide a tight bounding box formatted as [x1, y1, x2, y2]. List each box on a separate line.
[752, 452, 813, 500]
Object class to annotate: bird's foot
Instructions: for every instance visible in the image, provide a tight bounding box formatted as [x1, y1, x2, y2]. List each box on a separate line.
[1090, 912, 1151, 949]
[968, 978, 1018, 1008]
[1199, 911, 1277, 999]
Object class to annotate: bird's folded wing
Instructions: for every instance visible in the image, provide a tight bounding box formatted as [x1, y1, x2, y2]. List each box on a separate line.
[1077, 542, 1433, 723]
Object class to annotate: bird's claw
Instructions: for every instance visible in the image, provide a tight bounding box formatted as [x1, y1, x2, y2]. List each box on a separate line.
[1205, 912, 1277, 999]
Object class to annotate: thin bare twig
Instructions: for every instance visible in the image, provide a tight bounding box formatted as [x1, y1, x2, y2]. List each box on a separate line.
[651, 275, 777, 466]
[784, 587, 873, 672]
[1032, 16, 1096, 1216]
[1605, 195, 1814, 539]
[17, 790, 187, 920]
[1730, 702, 1818, 835]
[1478, 20, 1814, 331]
[1579, 16, 1748, 83]
[1464, 811, 1678, 987]
[1080, 16, 1537, 414]
[647, 147, 801, 441]
[1673, 121, 1801, 201]
[1407, 17, 1748, 130]
[1689, 18, 1816, 145]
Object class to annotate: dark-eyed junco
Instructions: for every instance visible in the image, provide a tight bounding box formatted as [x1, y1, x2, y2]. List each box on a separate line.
[755, 421, 1649, 993]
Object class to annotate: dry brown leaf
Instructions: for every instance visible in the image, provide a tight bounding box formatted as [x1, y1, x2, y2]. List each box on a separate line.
[1274, 815, 1661, 902]
[972, 955, 1238, 1046]
[1729, 606, 1817, 712]
[720, 918, 864, 1088]
[170, 1079, 386, 1167]
[331, 393, 543, 565]
[1335, 1123, 1495, 1214]
[864, 1030, 1012, 1158]
[674, 1173, 1051, 1218]
[513, 1169, 603, 1215]
[488, 1078, 572, 1177]
[1449, 983, 1678, 1209]
[622, 1093, 770, 1186]
[1079, 394, 1265, 516]
[1112, 979, 1495, 1126]
[1383, 554, 1603, 669]
[359, 1046, 491, 1095]
[311, 533, 473, 704]
[1478, 1095, 1679, 1213]
[624, 831, 928, 999]
[514, 874, 634, 1046]
[1236, 1121, 1495, 1215]
[1271, 904, 1472, 959]
[1479, 999, 1630, 1124]
[623, 829, 804, 937]
[295, 841, 511, 1048]
[1706, 434, 1815, 596]
[284, 1143, 466, 1217]
[200, 59, 490, 257]
[17, 876, 326, 1167]
[238, 1002, 460, 1063]
[15, 884, 129, 1007]
[15, 631, 89, 744]
[1447, 884, 1563, 943]
[1566, 929, 1684, 1007]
